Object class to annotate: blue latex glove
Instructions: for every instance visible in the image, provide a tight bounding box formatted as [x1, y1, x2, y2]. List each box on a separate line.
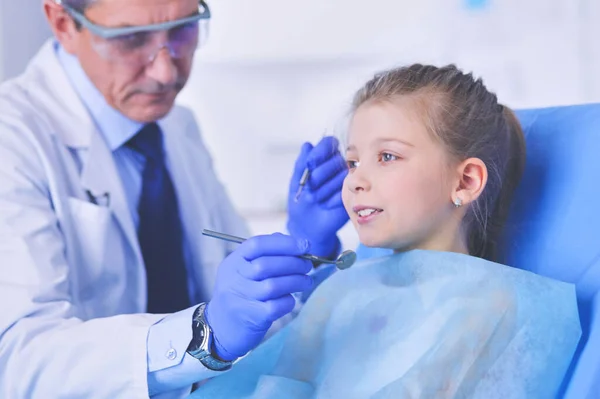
[287, 136, 350, 258]
[205, 234, 314, 361]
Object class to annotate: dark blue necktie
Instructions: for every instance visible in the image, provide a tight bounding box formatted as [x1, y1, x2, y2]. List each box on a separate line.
[127, 122, 190, 313]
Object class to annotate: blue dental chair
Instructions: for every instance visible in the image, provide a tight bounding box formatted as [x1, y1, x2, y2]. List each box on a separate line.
[355, 103, 600, 398]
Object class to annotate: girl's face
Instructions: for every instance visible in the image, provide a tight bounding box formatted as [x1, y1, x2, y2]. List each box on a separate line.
[342, 98, 464, 252]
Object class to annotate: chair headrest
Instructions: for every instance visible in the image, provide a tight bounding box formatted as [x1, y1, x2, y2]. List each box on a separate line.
[501, 104, 600, 302]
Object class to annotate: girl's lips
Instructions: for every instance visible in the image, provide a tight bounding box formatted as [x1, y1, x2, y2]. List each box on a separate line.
[352, 205, 383, 213]
[356, 209, 383, 225]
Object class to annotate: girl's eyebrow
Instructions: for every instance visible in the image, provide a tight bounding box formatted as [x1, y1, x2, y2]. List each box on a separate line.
[346, 138, 415, 152]
[374, 137, 415, 147]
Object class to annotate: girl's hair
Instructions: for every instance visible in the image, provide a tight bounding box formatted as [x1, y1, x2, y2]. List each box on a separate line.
[351, 64, 526, 262]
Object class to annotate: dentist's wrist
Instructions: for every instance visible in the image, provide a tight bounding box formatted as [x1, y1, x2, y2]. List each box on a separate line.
[203, 302, 238, 362]
[186, 303, 236, 370]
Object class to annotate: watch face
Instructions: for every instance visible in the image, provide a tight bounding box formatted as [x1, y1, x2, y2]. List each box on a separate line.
[190, 320, 206, 349]
[187, 323, 207, 357]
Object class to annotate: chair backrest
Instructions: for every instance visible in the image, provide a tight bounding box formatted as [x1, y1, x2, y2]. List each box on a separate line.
[355, 104, 600, 398]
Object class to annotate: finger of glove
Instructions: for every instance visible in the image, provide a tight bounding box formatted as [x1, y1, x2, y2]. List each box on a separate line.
[234, 296, 296, 331]
[259, 294, 297, 324]
[308, 153, 347, 191]
[238, 233, 310, 262]
[240, 256, 313, 281]
[314, 169, 348, 204]
[306, 136, 340, 169]
[323, 190, 346, 209]
[243, 274, 314, 302]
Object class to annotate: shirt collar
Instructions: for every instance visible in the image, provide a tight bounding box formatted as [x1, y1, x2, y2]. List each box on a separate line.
[55, 42, 143, 151]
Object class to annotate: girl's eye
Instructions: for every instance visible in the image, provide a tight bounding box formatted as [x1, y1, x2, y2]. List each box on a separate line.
[346, 160, 359, 169]
[380, 152, 398, 162]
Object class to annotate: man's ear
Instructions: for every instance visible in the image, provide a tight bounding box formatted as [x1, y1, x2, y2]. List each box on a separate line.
[43, 0, 80, 54]
[450, 157, 487, 207]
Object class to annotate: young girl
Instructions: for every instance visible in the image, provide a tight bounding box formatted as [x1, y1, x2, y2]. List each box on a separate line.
[190, 65, 581, 398]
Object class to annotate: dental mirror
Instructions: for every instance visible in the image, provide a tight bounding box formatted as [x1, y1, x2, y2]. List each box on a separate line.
[202, 229, 357, 270]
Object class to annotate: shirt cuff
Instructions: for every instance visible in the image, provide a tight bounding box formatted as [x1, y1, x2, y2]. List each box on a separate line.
[147, 306, 224, 396]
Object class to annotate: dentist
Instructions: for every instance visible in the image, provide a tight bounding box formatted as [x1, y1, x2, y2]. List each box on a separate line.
[0, 0, 349, 397]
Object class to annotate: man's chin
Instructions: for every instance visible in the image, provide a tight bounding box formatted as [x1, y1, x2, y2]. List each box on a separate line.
[126, 101, 176, 123]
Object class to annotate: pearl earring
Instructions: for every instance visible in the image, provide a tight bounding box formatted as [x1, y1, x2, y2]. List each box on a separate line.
[453, 197, 463, 208]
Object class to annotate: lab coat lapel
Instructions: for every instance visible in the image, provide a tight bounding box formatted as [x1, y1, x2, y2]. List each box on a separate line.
[31, 40, 144, 274]
[79, 131, 143, 268]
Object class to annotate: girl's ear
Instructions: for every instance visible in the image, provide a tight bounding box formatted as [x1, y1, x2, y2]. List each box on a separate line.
[451, 157, 487, 206]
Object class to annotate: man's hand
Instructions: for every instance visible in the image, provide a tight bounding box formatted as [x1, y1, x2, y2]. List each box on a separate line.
[287, 136, 349, 258]
[205, 234, 313, 361]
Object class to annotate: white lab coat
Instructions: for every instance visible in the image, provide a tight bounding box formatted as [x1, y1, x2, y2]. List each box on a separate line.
[0, 40, 250, 398]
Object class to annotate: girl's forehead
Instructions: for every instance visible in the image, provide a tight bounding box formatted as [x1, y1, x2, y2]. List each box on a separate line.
[347, 100, 436, 148]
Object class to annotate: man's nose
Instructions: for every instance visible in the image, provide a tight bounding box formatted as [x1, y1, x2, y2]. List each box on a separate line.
[145, 47, 178, 86]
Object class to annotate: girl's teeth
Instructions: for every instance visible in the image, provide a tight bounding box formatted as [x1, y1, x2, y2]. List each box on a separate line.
[358, 209, 378, 217]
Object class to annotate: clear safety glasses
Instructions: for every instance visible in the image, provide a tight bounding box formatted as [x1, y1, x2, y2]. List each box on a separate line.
[56, 0, 210, 66]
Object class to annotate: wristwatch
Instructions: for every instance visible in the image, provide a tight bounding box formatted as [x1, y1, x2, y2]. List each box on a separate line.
[186, 302, 234, 371]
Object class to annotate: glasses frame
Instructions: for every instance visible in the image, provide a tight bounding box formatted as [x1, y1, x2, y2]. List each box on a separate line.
[56, 0, 210, 39]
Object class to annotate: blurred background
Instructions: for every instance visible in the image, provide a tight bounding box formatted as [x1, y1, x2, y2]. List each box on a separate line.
[2, 0, 599, 250]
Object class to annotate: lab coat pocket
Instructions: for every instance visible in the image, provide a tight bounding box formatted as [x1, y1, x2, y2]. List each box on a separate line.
[67, 197, 112, 297]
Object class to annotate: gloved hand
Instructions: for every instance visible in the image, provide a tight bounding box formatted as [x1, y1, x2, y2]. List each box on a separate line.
[205, 234, 313, 361]
[287, 136, 350, 258]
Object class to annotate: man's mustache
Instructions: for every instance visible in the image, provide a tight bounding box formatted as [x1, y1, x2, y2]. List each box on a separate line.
[134, 79, 186, 95]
